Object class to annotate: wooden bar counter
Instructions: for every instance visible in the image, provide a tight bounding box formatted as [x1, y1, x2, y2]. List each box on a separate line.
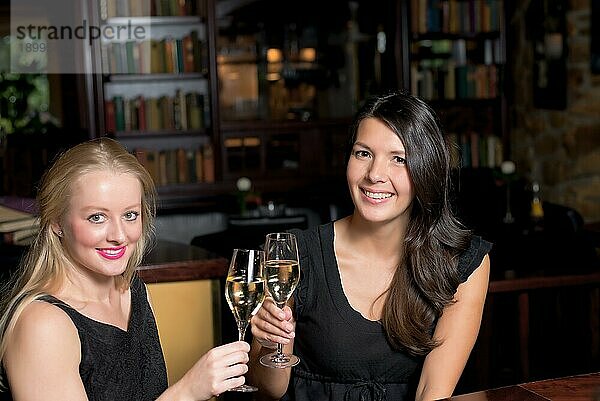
[444, 371, 600, 400]
[137, 239, 229, 283]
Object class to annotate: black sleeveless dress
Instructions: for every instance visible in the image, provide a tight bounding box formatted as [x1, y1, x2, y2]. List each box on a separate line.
[285, 222, 492, 401]
[9, 276, 168, 401]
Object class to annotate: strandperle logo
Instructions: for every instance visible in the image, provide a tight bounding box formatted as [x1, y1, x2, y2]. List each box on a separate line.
[15, 19, 147, 46]
[11, 0, 153, 74]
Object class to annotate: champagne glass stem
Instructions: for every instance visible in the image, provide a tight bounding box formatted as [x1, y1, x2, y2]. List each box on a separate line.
[274, 303, 286, 360]
[237, 321, 248, 341]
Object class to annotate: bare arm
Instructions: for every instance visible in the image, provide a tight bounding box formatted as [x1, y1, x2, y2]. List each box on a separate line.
[416, 254, 491, 401]
[157, 341, 250, 400]
[145, 284, 251, 401]
[247, 297, 296, 401]
[4, 301, 88, 401]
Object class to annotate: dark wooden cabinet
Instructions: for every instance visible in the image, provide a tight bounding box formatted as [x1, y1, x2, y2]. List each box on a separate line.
[84, 0, 222, 209]
[82, 0, 400, 209]
[82, 0, 511, 209]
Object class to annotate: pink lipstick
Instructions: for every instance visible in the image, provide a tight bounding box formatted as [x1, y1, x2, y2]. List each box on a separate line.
[97, 246, 126, 260]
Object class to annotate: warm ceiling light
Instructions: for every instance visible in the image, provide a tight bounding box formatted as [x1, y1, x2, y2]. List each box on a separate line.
[267, 48, 283, 63]
[299, 48, 316, 62]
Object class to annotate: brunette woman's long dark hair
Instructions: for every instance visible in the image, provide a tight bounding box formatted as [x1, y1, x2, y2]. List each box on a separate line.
[348, 90, 472, 355]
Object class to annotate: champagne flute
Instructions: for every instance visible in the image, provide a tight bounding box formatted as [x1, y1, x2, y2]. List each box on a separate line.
[225, 248, 266, 392]
[259, 232, 301, 369]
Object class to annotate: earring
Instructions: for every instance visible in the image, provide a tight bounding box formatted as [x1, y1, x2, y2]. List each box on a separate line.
[57, 230, 63, 237]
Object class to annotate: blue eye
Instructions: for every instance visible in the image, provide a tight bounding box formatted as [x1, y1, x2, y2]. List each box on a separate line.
[124, 211, 140, 221]
[88, 214, 106, 224]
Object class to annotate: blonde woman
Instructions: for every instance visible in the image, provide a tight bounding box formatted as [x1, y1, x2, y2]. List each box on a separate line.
[0, 138, 249, 401]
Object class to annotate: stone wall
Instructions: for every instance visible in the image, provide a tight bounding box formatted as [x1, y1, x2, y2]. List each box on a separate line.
[509, 0, 600, 223]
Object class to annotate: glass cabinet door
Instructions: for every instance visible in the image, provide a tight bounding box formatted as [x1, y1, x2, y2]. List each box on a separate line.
[215, 0, 398, 123]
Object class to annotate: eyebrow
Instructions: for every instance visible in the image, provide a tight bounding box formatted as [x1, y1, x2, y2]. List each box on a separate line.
[354, 141, 406, 155]
[82, 204, 142, 213]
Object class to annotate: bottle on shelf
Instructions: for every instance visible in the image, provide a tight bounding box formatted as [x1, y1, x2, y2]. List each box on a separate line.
[530, 181, 545, 232]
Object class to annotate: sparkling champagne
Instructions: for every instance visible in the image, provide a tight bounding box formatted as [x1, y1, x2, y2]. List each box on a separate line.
[265, 259, 300, 305]
[225, 276, 266, 324]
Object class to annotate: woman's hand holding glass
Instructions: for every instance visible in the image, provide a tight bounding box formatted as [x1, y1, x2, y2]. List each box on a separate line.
[225, 248, 266, 392]
[251, 296, 296, 349]
[258, 232, 301, 368]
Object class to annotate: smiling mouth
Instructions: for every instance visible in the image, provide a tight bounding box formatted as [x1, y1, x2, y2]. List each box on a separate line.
[97, 247, 126, 260]
[362, 189, 393, 200]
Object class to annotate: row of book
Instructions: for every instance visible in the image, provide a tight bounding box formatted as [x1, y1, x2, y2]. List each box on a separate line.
[411, 0, 503, 34]
[0, 204, 39, 246]
[411, 62, 499, 100]
[412, 38, 504, 66]
[100, 32, 207, 74]
[133, 144, 215, 186]
[101, 0, 206, 19]
[105, 90, 210, 133]
[447, 132, 504, 168]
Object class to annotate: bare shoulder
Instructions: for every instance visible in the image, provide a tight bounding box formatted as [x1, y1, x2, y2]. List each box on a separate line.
[455, 254, 490, 302]
[5, 299, 80, 367]
[15, 299, 77, 335]
[4, 300, 86, 399]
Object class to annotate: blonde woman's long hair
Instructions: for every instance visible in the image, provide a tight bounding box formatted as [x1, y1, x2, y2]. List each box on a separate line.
[0, 137, 157, 385]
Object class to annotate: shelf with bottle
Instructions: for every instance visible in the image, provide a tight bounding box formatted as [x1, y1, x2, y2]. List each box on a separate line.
[215, 0, 397, 124]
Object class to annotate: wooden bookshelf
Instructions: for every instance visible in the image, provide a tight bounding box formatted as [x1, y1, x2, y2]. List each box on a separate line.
[401, 0, 509, 165]
[86, 0, 219, 195]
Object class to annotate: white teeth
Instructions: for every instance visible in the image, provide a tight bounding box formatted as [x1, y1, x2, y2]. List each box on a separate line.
[102, 248, 122, 255]
[364, 190, 392, 199]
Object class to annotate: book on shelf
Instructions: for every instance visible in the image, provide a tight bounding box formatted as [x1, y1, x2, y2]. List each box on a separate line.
[105, 100, 116, 133]
[3, 226, 39, 246]
[411, 0, 503, 34]
[411, 60, 499, 100]
[103, 31, 203, 74]
[176, 148, 189, 183]
[133, 144, 215, 186]
[447, 132, 503, 168]
[164, 149, 178, 184]
[194, 147, 204, 182]
[103, 0, 205, 18]
[105, 89, 206, 133]
[0, 204, 39, 234]
[202, 144, 215, 183]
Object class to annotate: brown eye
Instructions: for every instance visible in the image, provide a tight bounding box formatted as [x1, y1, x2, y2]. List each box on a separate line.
[393, 156, 406, 165]
[354, 150, 371, 159]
